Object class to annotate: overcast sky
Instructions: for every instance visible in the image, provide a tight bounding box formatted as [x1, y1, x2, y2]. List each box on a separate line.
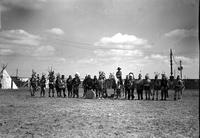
[0, 0, 199, 79]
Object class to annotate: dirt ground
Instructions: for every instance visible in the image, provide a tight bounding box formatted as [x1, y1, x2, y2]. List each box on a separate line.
[0, 88, 199, 138]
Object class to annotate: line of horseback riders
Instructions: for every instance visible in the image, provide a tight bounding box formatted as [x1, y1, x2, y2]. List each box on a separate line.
[29, 67, 184, 100]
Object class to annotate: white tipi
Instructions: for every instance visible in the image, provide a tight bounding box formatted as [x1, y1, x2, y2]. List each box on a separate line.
[0, 64, 18, 89]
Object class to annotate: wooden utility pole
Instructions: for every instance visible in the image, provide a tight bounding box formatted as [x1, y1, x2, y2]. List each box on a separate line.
[170, 49, 174, 80]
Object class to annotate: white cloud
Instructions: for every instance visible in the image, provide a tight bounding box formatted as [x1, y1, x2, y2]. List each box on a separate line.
[175, 56, 192, 63]
[100, 33, 147, 45]
[0, 29, 41, 46]
[55, 57, 66, 62]
[93, 33, 149, 63]
[47, 28, 65, 35]
[36, 56, 66, 63]
[77, 58, 97, 64]
[95, 33, 150, 49]
[33, 45, 55, 57]
[150, 54, 167, 60]
[0, 49, 14, 56]
[165, 29, 197, 39]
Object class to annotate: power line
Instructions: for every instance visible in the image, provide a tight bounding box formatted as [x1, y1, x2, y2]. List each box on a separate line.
[172, 54, 179, 65]
[48, 37, 166, 54]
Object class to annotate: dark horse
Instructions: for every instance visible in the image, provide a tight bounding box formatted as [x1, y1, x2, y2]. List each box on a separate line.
[30, 71, 37, 96]
[48, 70, 55, 97]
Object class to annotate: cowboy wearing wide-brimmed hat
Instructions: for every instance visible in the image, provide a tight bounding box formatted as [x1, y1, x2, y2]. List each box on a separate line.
[116, 67, 122, 85]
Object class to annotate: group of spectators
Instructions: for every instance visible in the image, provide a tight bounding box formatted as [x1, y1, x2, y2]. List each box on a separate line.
[30, 67, 185, 101]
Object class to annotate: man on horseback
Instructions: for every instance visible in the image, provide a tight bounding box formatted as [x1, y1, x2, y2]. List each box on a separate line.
[48, 70, 55, 97]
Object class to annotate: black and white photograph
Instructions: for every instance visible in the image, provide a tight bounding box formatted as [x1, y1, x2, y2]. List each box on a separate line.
[0, 0, 199, 137]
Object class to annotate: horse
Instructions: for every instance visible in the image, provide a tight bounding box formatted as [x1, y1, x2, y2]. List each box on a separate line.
[48, 70, 55, 97]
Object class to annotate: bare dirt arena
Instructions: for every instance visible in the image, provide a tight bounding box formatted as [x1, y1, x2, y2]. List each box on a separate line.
[0, 89, 199, 138]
